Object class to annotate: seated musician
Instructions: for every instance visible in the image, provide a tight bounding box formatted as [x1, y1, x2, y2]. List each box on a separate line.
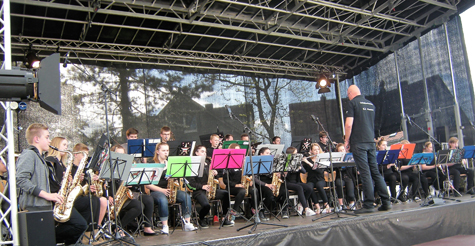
[397, 140, 429, 200]
[302, 143, 330, 214]
[284, 147, 316, 216]
[16, 123, 87, 245]
[448, 137, 475, 195]
[253, 147, 289, 219]
[110, 145, 157, 236]
[160, 126, 173, 144]
[421, 142, 446, 192]
[222, 144, 247, 222]
[188, 145, 232, 228]
[68, 143, 108, 229]
[272, 136, 281, 145]
[224, 134, 234, 141]
[376, 139, 409, 203]
[147, 143, 196, 234]
[334, 143, 356, 210]
[206, 134, 222, 159]
[317, 131, 335, 153]
[121, 127, 146, 163]
[241, 134, 249, 141]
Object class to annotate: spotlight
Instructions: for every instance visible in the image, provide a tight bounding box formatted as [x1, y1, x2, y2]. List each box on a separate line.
[24, 50, 41, 69]
[316, 74, 331, 94]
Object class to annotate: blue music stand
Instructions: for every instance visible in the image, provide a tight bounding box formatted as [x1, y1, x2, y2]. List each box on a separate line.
[127, 139, 144, 157]
[244, 155, 274, 176]
[376, 150, 400, 165]
[408, 153, 434, 166]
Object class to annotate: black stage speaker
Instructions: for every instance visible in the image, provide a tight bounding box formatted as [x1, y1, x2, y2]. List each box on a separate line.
[18, 210, 56, 246]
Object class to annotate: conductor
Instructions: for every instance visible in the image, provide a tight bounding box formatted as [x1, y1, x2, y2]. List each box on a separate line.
[344, 85, 392, 213]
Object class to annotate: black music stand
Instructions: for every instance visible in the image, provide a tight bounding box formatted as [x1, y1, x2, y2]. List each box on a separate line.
[166, 156, 205, 234]
[209, 149, 248, 229]
[274, 154, 304, 218]
[437, 150, 462, 198]
[237, 155, 286, 232]
[125, 163, 165, 236]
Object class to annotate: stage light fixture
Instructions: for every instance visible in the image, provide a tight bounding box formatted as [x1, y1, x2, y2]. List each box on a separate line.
[316, 75, 331, 94]
[24, 50, 41, 69]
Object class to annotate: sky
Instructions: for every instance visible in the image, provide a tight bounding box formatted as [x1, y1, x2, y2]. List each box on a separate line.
[461, 7, 475, 92]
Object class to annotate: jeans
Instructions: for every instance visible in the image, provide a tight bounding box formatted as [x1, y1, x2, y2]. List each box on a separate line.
[151, 190, 191, 221]
[352, 142, 390, 208]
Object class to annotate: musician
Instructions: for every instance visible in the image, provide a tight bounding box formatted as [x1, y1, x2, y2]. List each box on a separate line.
[16, 123, 87, 245]
[253, 147, 289, 219]
[188, 145, 232, 228]
[70, 143, 108, 230]
[272, 136, 281, 145]
[160, 126, 173, 144]
[284, 147, 316, 216]
[224, 134, 234, 141]
[376, 139, 409, 202]
[334, 143, 356, 209]
[317, 131, 335, 153]
[147, 143, 196, 234]
[344, 85, 391, 213]
[109, 145, 157, 236]
[222, 144, 250, 220]
[206, 134, 221, 158]
[448, 137, 475, 195]
[421, 142, 445, 191]
[241, 134, 250, 141]
[121, 127, 146, 163]
[398, 140, 429, 200]
[302, 143, 330, 214]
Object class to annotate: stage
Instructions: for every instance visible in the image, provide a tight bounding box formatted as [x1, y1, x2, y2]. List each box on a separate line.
[129, 195, 475, 246]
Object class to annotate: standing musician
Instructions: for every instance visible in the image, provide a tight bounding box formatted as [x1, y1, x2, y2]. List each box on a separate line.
[334, 143, 356, 210]
[68, 143, 108, 229]
[421, 142, 445, 192]
[284, 147, 316, 216]
[253, 147, 289, 219]
[447, 137, 475, 195]
[147, 143, 196, 234]
[344, 85, 391, 214]
[16, 124, 87, 245]
[302, 143, 330, 214]
[188, 145, 232, 228]
[109, 145, 157, 236]
[376, 139, 409, 203]
[222, 144, 249, 222]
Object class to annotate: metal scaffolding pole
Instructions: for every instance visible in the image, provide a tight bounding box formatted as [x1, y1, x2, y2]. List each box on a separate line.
[335, 74, 345, 136]
[444, 22, 464, 147]
[1, 0, 19, 245]
[418, 36, 435, 141]
[394, 52, 409, 141]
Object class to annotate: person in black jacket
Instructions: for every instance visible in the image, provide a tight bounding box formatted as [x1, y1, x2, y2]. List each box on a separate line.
[189, 145, 232, 228]
[222, 144, 247, 221]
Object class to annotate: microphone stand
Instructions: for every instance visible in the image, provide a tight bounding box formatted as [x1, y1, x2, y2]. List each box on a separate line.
[226, 106, 286, 233]
[311, 116, 356, 222]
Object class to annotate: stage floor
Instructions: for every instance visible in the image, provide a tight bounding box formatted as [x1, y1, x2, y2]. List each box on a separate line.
[117, 194, 475, 246]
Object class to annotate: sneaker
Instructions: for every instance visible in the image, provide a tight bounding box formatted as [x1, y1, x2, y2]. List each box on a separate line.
[161, 225, 169, 234]
[348, 203, 356, 210]
[305, 208, 316, 216]
[297, 203, 303, 215]
[354, 207, 376, 214]
[282, 210, 289, 219]
[414, 196, 421, 202]
[199, 219, 209, 229]
[429, 186, 436, 197]
[222, 219, 234, 227]
[184, 222, 197, 232]
[259, 211, 268, 221]
[377, 203, 392, 211]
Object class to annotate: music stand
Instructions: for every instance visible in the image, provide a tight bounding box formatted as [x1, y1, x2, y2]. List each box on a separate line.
[126, 163, 165, 235]
[144, 139, 161, 157]
[237, 155, 286, 231]
[390, 143, 416, 160]
[273, 154, 304, 218]
[316, 152, 346, 168]
[463, 146, 475, 174]
[298, 138, 312, 154]
[408, 153, 434, 203]
[166, 156, 205, 234]
[222, 140, 251, 155]
[127, 139, 145, 158]
[177, 141, 196, 156]
[255, 144, 285, 156]
[87, 133, 109, 171]
[437, 150, 462, 198]
[376, 150, 400, 203]
[209, 149, 247, 228]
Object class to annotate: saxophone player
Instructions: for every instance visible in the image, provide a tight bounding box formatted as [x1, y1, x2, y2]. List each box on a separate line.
[147, 143, 196, 234]
[16, 124, 87, 245]
[110, 145, 157, 236]
[188, 145, 232, 228]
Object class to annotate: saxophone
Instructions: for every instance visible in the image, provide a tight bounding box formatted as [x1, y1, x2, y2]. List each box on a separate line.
[110, 180, 133, 220]
[53, 151, 89, 222]
[241, 175, 252, 197]
[206, 167, 219, 200]
[167, 178, 180, 204]
[272, 173, 283, 197]
[87, 169, 104, 197]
